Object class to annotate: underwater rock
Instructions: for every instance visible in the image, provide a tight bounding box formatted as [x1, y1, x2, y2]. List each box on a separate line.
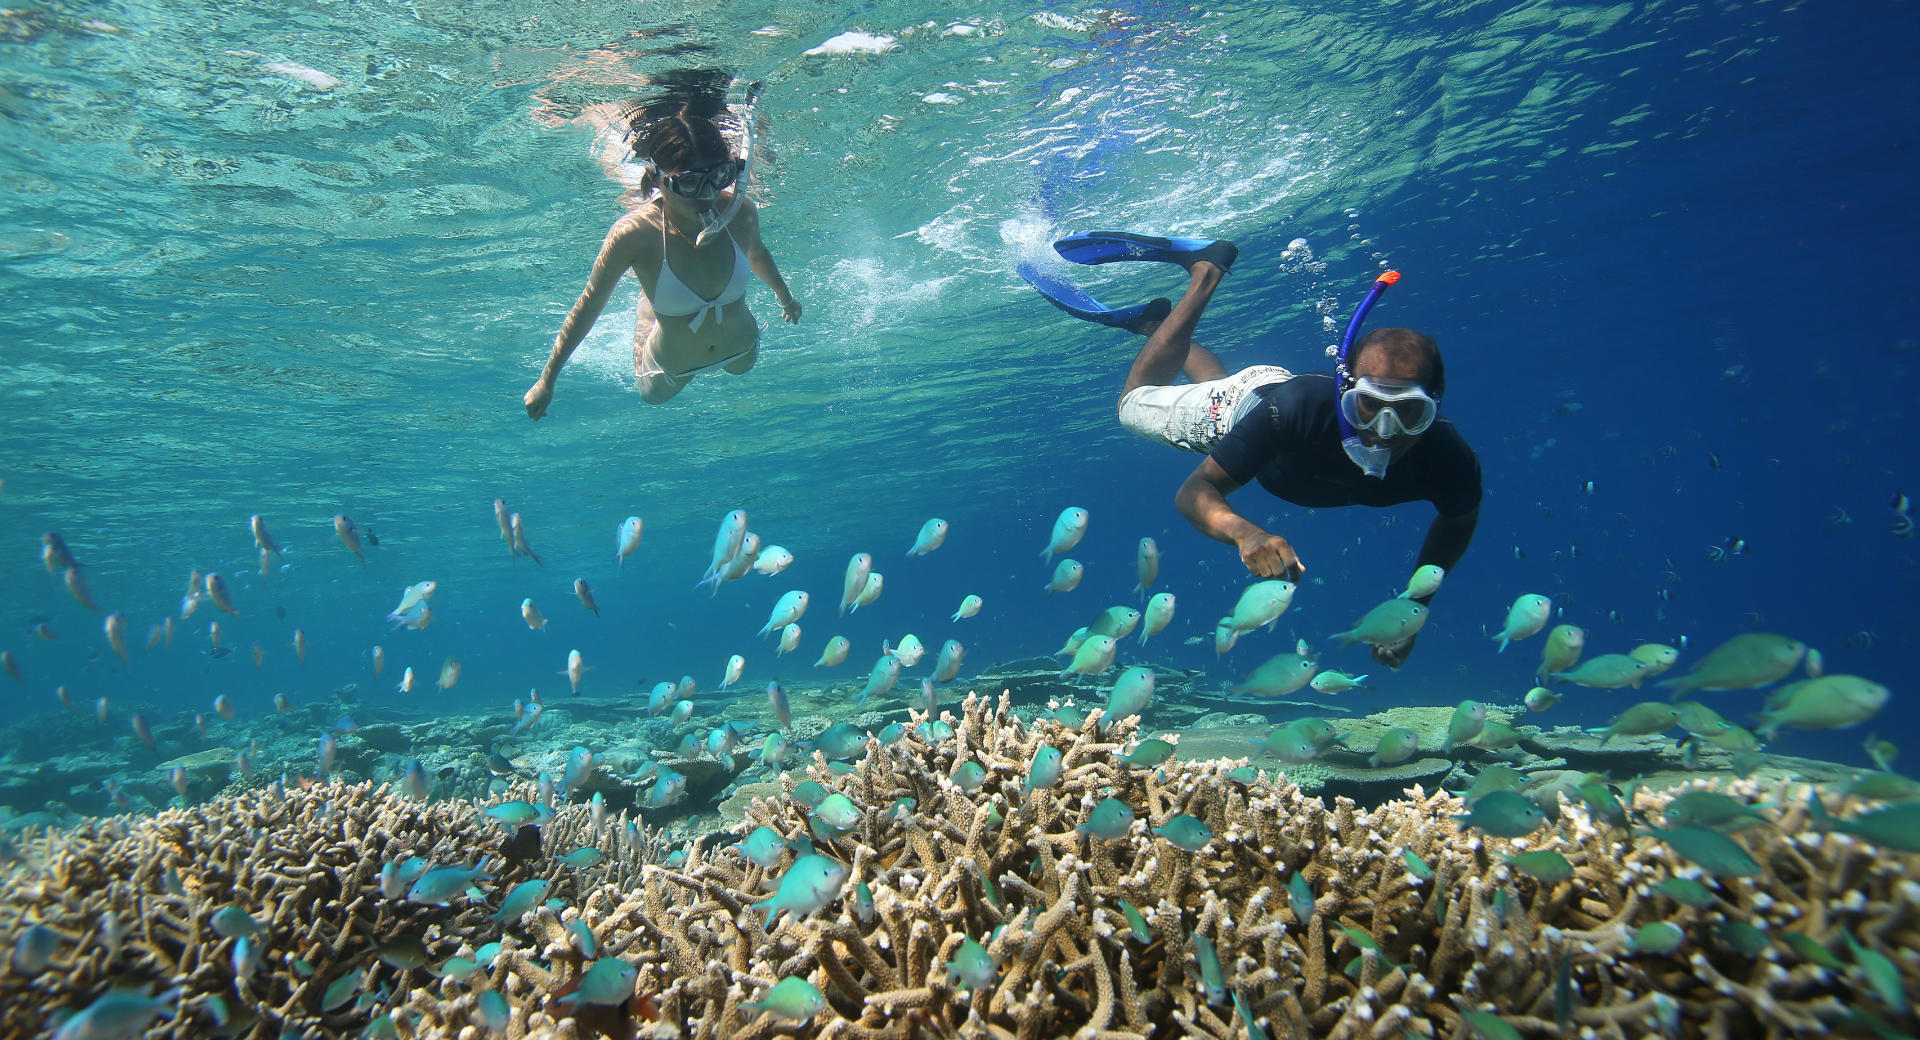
[352, 723, 412, 755]
[1308, 755, 1457, 805]
[153, 748, 237, 784]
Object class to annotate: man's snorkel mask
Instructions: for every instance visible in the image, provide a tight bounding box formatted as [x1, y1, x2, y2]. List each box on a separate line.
[1331, 270, 1425, 479]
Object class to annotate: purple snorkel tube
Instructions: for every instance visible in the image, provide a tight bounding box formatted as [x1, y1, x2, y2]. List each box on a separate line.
[1334, 270, 1402, 477]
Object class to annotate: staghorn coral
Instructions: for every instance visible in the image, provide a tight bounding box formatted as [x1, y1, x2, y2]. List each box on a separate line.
[415, 692, 1920, 1040]
[2, 692, 1915, 1039]
[0, 777, 644, 1038]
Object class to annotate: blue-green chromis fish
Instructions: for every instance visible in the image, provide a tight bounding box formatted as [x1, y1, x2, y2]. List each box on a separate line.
[1402, 849, 1434, 880]
[567, 919, 597, 958]
[751, 855, 850, 929]
[50, 988, 182, 1040]
[1123, 739, 1176, 768]
[812, 793, 863, 834]
[1256, 727, 1318, 765]
[1103, 666, 1155, 728]
[1504, 850, 1574, 883]
[1286, 871, 1314, 923]
[482, 801, 541, 828]
[1452, 791, 1545, 838]
[1076, 798, 1135, 840]
[1153, 814, 1213, 852]
[1460, 1010, 1523, 1040]
[742, 976, 826, 1021]
[1659, 790, 1772, 832]
[210, 905, 263, 940]
[321, 970, 364, 1012]
[407, 865, 493, 906]
[979, 869, 1003, 913]
[1050, 704, 1090, 729]
[946, 937, 997, 991]
[813, 723, 867, 761]
[1652, 877, 1715, 909]
[577, 957, 637, 1006]
[1117, 899, 1151, 942]
[557, 847, 606, 869]
[1443, 700, 1487, 752]
[11, 928, 59, 978]
[1714, 918, 1768, 957]
[1023, 746, 1063, 795]
[1844, 935, 1907, 1012]
[1807, 792, 1920, 853]
[1193, 933, 1227, 1006]
[952, 761, 987, 792]
[1781, 931, 1846, 970]
[475, 989, 510, 1032]
[791, 781, 830, 810]
[1627, 921, 1685, 955]
[736, 826, 794, 869]
[1232, 989, 1271, 1040]
[1637, 825, 1761, 877]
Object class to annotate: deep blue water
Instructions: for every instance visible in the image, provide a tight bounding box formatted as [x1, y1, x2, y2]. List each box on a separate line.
[1, 0, 1916, 793]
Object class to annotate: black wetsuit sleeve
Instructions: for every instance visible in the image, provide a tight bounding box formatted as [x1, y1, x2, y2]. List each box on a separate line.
[1424, 424, 1484, 518]
[1415, 510, 1477, 583]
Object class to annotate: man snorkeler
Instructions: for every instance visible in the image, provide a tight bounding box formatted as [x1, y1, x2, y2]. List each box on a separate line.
[1024, 233, 1480, 667]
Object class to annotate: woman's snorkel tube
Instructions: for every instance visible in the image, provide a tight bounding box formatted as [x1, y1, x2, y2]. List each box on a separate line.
[696, 80, 763, 246]
[1334, 270, 1402, 479]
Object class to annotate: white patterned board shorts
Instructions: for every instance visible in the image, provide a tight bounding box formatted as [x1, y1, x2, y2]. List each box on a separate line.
[1117, 365, 1294, 453]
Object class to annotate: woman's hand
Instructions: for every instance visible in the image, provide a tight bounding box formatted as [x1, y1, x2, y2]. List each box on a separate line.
[524, 377, 554, 420]
[779, 296, 802, 324]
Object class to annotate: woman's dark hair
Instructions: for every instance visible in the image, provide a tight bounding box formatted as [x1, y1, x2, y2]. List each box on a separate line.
[622, 69, 737, 197]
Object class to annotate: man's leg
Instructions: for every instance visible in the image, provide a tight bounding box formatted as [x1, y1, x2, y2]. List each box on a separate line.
[1121, 261, 1229, 398]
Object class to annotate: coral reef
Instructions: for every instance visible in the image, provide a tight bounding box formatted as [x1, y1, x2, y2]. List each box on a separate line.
[1, 691, 1914, 1039]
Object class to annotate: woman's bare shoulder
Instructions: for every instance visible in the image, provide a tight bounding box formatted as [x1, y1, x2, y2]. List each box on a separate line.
[606, 204, 664, 259]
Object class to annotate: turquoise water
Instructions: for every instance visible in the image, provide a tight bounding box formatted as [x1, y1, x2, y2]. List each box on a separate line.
[2, 0, 1916, 784]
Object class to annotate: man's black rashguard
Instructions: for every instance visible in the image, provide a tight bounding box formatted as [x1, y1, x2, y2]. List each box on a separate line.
[1209, 372, 1482, 517]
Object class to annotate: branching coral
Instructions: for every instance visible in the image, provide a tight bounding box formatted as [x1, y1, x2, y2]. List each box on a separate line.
[1, 692, 1914, 1040]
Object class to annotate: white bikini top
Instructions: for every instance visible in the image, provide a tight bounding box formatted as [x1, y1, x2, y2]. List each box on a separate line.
[652, 211, 749, 332]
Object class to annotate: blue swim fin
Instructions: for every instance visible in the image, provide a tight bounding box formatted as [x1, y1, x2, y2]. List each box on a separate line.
[1018, 262, 1171, 333]
[1053, 231, 1238, 273]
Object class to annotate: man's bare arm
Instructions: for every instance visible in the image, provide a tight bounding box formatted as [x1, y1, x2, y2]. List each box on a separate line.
[1174, 458, 1306, 580]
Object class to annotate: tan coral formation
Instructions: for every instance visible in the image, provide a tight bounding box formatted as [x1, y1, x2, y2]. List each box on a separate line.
[1, 691, 1916, 1040]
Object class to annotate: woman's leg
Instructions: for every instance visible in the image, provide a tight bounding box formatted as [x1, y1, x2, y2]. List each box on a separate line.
[722, 335, 759, 375]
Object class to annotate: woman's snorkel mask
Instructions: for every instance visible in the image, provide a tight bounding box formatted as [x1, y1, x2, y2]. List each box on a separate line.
[1332, 270, 1430, 479]
[629, 80, 763, 246]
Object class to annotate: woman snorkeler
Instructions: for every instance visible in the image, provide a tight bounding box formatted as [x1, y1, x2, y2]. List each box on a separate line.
[525, 75, 800, 413]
